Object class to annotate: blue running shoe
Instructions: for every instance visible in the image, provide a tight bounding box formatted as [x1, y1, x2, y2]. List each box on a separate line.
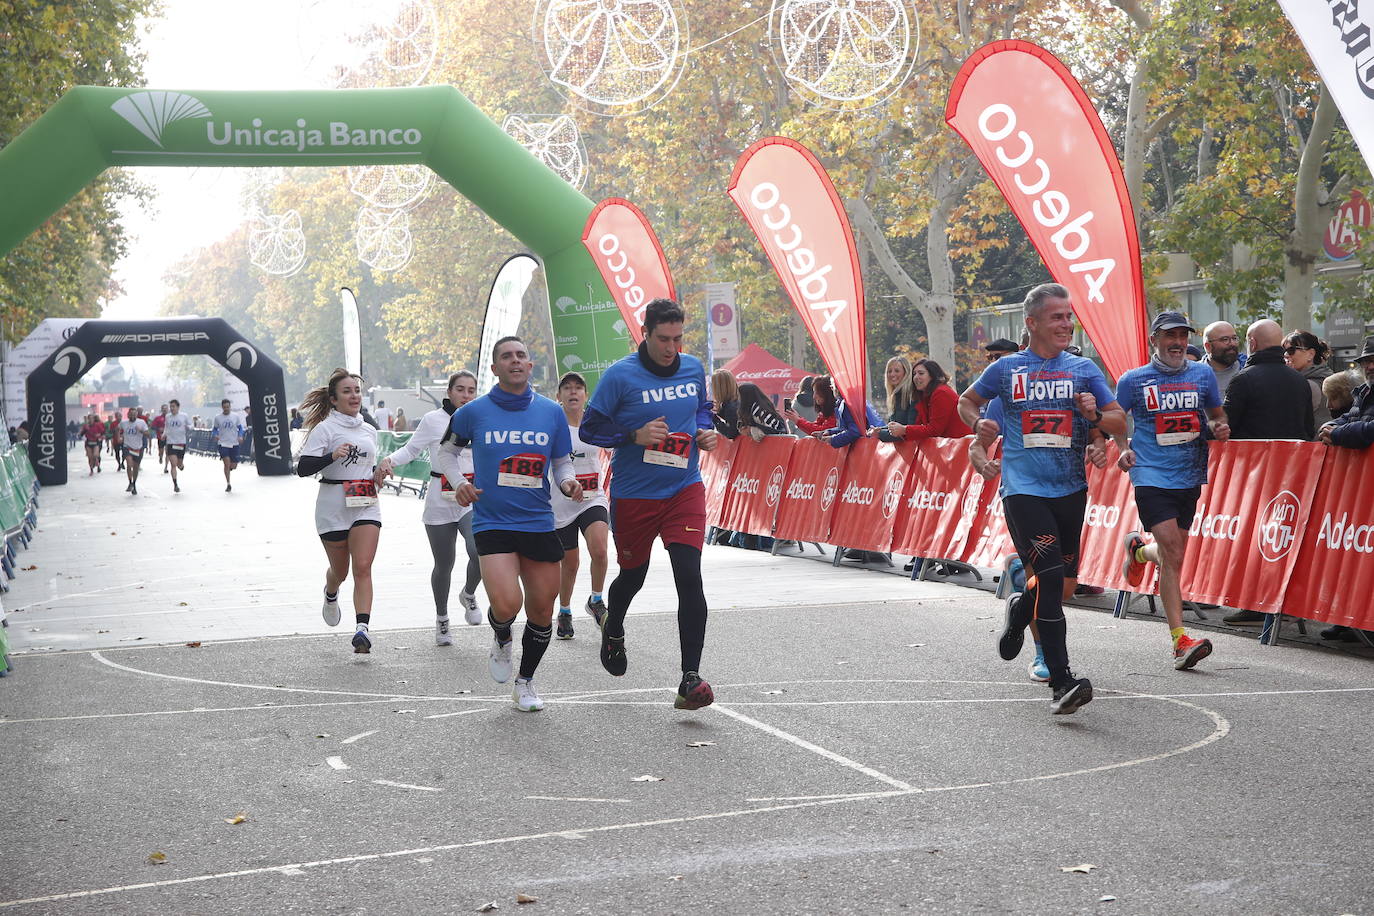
[351, 627, 372, 654]
[1028, 646, 1050, 682]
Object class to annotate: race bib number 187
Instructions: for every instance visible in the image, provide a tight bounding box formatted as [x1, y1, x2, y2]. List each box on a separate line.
[1021, 410, 1073, 448]
[498, 453, 546, 488]
[644, 431, 692, 468]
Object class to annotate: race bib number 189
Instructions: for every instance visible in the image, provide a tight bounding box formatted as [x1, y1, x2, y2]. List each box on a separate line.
[644, 431, 692, 468]
[1021, 410, 1073, 448]
[498, 453, 546, 488]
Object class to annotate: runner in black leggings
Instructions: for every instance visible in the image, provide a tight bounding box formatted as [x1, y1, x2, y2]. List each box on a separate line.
[958, 283, 1127, 714]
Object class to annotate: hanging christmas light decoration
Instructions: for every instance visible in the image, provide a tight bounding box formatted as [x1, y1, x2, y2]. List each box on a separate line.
[248, 210, 308, 276]
[501, 114, 588, 189]
[768, 0, 918, 110]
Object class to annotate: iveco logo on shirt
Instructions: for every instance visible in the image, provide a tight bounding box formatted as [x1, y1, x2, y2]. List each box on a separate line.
[1143, 384, 1199, 412]
[1011, 371, 1074, 403]
[642, 383, 698, 403]
[485, 430, 550, 445]
[101, 332, 211, 343]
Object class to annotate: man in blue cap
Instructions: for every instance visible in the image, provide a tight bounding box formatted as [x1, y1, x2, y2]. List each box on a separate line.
[1114, 311, 1230, 670]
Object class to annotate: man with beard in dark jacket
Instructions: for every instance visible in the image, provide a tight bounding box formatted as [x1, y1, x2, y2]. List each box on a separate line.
[1223, 318, 1314, 441]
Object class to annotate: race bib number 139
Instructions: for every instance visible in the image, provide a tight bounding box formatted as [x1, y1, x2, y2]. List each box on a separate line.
[644, 432, 692, 468]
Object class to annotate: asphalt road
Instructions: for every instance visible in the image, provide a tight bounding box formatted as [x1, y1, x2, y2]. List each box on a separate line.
[1, 451, 1371, 914]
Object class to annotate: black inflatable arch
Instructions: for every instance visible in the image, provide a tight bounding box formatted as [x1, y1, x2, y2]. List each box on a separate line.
[26, 318, 291, 485]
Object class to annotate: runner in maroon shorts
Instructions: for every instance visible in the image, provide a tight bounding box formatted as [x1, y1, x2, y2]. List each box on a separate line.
[580, 298, 719, 709]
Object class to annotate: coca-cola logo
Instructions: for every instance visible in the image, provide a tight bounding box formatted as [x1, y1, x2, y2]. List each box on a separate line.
[765, 465, 785, 507]
[820, 466, 840, 511]
[735, 368, 796, 379]
[1258, 489, 1302, 563]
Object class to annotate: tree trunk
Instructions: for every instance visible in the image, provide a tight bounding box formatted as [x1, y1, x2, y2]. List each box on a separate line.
[1284, 87, 1339, 332]
[1122, 59, 1150, 230]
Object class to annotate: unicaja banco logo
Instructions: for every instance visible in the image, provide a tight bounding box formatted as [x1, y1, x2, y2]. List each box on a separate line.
[111, 91, 426, 152]
[112, 92, 211, 148]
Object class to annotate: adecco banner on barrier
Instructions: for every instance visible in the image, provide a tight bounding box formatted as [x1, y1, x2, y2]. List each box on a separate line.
[1279, 446, 1374, 629]
[582, 198, 677, 347]
[1076, 444, 1150, 591]
[1276, 0, 1374, 175]
[718, 435, 796, 536]
[727, 137, 868, 415]
[701, 435, 737, 526]
[773, 436, 847, 544]
[946, 41, 1147, 381]
[962, 442, 1014, 567]
[891, 438, 988, 561]
[827, 438, 913, 552]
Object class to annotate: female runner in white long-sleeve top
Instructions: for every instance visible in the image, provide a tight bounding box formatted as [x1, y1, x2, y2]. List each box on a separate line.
[296, 369, 388, 653]
[379, 371, 484, 646]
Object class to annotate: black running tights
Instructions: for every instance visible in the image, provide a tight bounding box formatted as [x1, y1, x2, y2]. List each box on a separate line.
[606, 543, 708, 674]
[1002, 490, 1086, 687]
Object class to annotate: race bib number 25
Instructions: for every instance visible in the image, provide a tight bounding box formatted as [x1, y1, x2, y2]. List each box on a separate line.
[1156, 411, 1200, 446]
[1021, 410, 1073, 448]
[498, 453, 547, 488]
[644, 431, 692, 468]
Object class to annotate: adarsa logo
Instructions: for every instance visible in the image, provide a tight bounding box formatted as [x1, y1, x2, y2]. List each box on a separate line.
[745, 182, 848, 333]
[102, 332, 210, 344]
[977, 103, 1114, 303]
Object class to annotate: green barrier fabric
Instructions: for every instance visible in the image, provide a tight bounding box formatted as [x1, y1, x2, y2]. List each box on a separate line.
[378, 431, 430, 480]
[0, 87, 627, 388]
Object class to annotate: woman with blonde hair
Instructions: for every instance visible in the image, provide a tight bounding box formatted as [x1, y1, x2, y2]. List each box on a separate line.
[876, 357, 916, 442]
[296, 368, 387, 654]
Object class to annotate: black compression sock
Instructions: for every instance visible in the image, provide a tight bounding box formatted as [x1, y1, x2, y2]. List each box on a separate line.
[668, 543, 708, 674]
[355, 613, 370, 627]
[487, 609, 513, 645]
[606, 562, 649, 640]
[518, 622, 553, 679]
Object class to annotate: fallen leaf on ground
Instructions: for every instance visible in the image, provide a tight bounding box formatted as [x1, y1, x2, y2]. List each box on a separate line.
[315, 734, 330, 739]
[110, 532, 117, 536]
[185, 642, 201, 648]
[224, 812, 247, 825]
[147, 852, 167, 865]
[21, 565, 36, 570]
[668, 875, 685, 881]
[177, 602, 189, 606]
[1059, 864, 1097, 874]
[516, 893, 537, 904]
[975, 615, 993, 620]
[906, 643, 926, 648]
[632, 775, 664, 782]
[477, 903, 499, 913]
[763, 689, 785, 695]
[1099, 895, 1117, 902]
[686, 741, 716, 748]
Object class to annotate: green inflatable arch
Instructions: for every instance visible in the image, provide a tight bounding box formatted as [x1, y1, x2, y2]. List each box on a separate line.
[0, 86, 625, 384]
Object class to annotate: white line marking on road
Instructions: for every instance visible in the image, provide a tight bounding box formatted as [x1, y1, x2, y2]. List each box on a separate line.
[0, 698, 447, 726]
[326, 757, 349, 771]
[341, 730, 377, 745]
[89, 651, 467, 700]
[524, 796, 632, 804]
[745, 793, 889, 802]
[422, 709, 492, 720]
[710, 703, 914, 792]
[8, 573, 193, 612]
[372, 780, 440, 792]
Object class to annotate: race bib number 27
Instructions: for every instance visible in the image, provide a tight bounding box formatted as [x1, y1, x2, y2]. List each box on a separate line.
[644, 432, 692, 468]
[1021, 410, 1073, 448]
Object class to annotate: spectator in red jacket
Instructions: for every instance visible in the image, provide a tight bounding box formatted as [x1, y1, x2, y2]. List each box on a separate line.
[784, 375, 838, 437]
[882, 359, 972, 441]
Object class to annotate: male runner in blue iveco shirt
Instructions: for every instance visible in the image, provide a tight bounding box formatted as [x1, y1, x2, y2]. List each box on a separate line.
[958, 282, 1127, 715]
[450, 335, 582, 713]
[1115, 311, 1229, 672]
[581, 298, 719, 710]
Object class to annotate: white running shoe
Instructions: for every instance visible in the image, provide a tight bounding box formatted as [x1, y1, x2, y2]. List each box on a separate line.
[321, 591, 341, 627]
[512, 678, 545, 712]
[488, 637, 513, 683]
[435, 616, 452, 646]
[460, 590, 482, 626]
